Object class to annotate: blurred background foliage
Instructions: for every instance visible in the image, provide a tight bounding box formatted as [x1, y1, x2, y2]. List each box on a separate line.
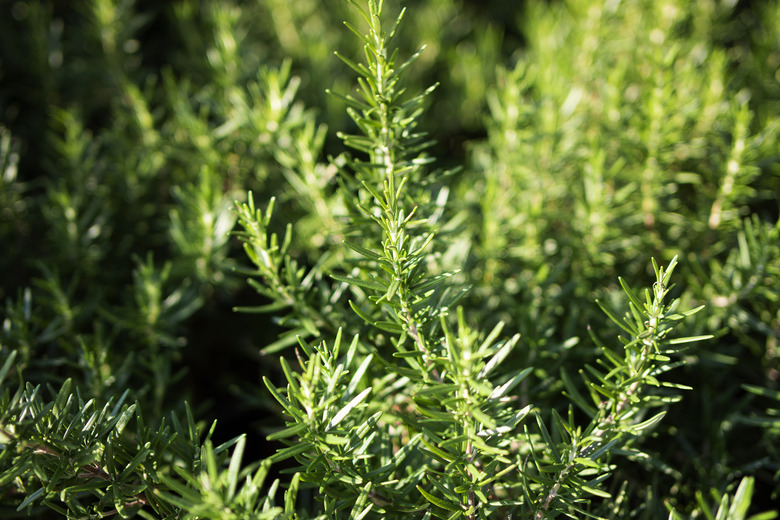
[0, 0, 778, 516]
[0, 0, 525, 435]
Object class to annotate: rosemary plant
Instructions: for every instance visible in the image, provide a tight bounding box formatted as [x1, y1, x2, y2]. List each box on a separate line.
[0, 0, 778, 518]
[234, 2, 722, 518]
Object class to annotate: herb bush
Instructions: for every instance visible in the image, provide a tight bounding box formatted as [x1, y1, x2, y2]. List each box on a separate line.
[0, 0, 778, 518]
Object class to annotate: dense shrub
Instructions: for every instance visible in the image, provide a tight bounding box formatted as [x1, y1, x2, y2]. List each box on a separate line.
[0, 0, 778, 518]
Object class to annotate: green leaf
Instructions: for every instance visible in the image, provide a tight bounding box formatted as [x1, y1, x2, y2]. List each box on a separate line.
[342, 21, 372, 47]
[489, 368, 533, 400]
[411, 271, 456, 293]
[359, 179, 387, 206]
[417, 485, 461, 512]
[329, 387, 372, 428]
[478, 332, 518, 379]
[53, 378, 72, 417]
[17, 487, 45, 511]
[332, 273, 389, 292]
[60, 478, 111, 497]
[113, 403, 137, 438]
[226, 435, 245, 501]
[184, 401, 199, 443]
[261, 330, 307, 355]
[334, 51, 372, 79]
[415, 383, 459, 396]
[561, 369, 597, 417]
[280, 356, 301, 397]
[349, 300, 377, 326]
[63, 398, 93, 439]
[267, 422, 310, 441]
[0, 350, 17, 385]
[327, 89, 372, 112]
[347, 353, 373, 396]
[263, 377, 301, 419]
[393, 349, 426, 358]
[743, 384, 780, 401]
[746, 513, 779, 520]
[666, 334, 714, 345]
[681, 304, 707, 317]
[117, 442, 152, 481]
[469, 434, 510, 459]
[628, 411, 666, 435]
[421, 437, 456, 463]
[269, 441, 314, 463]
[153, 487, 198, 511]
[596, 300, 637, 336]
[285, 471, 301, 512]
[349, 482, 375, 520]
[416, 404, 453, 421]
[374, 320, 405, 333]
[343, 240, 382, 260]
[581, 485, 611, 498]
[384, 278, 401, 301]
[587, 437, 622, 461]
[471, 407, 497, 430]
[728, 476, 754, 520]
[535, 413, 560, 463]
[619, 277, 646, 315]
[233, 301, 291, 313]
[660, 256, 679, 287]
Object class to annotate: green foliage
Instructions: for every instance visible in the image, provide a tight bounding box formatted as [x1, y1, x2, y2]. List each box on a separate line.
[1, 0, 779, 518]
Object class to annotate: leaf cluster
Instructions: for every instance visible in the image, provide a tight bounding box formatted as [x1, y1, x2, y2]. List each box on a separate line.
[0, 0, 778, 519]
